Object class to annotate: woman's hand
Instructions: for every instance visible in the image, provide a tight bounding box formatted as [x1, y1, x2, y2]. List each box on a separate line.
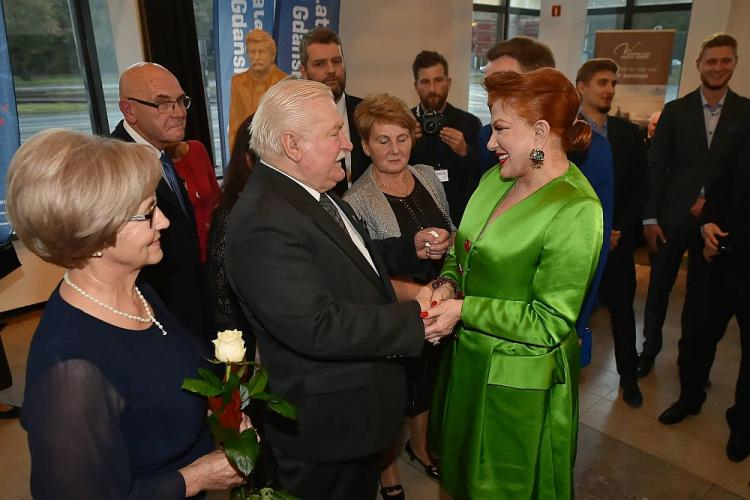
[429, 283, 454, 306]
[423, 299, 463, 344]
[415, 228, 451, 260]
[179, 449, 244, 496]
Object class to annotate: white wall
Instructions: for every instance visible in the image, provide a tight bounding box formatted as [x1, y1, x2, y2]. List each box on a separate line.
[538, 0, 588, 82]
[107, 0, 143, 72]
[339, 0, 473, 108]
[678, 0, 750, 98]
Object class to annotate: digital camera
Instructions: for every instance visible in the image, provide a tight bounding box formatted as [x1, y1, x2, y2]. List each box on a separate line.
[420, 110, 446, 135]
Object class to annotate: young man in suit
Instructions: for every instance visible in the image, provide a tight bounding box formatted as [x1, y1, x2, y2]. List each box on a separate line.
[639, 33, 750, 384]
[300, 27, 368, 195]
[225, 79, 439, 500]
[111, 63, 205, 339]
[577, 58, 649, 407]
[410, 50, 482, 226]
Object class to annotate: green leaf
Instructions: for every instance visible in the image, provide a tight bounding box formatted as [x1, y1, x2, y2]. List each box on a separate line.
[270, 489, 300, 500]
[181, 378, 222, 397]
[239, 384, 251, 410]
[236, 365, 247, 380]
[198, 368, 223, 388]
[267, 399, 297, 420]
[224, 428, 261, 476]
[246, 368, 268, 395]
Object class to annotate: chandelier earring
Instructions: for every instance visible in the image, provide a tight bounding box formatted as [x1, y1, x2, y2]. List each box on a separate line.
[529, 148, 544, 169]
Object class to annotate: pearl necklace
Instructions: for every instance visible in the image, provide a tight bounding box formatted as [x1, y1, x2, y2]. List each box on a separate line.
[63, 271, 167, 336]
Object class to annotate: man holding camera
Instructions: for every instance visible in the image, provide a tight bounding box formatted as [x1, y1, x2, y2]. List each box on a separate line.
[410, 50, 481, 225]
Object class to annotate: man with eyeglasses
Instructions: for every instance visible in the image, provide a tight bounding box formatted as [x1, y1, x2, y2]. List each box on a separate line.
[111, 62, 206, 341]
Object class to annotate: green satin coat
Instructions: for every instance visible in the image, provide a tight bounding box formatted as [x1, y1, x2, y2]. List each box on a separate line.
[430, 163, 603, 500]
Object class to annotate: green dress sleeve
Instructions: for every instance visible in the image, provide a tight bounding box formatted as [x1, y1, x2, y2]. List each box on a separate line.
[460, 196, 602, 348]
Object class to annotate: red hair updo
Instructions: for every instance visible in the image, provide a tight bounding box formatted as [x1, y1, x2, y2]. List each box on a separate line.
[483, 67, 592, 153]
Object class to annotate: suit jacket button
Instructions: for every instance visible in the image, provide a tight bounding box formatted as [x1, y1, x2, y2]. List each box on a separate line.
[464, 239, 471, 252]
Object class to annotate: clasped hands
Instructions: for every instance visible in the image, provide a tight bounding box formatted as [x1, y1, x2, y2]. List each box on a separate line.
[414, 283, 462, 346]
[414, 227, 451, 260]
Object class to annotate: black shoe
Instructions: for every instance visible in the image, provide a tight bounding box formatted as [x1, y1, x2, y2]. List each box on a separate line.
[637, 355, 655, 378]
[0, 406, 20, 419]
[380, 484, 405, 500]
[726, 430, 750, 462]
[620, 379, 643, 408]
[405, 440, 439, 480]
[658, 398, 703, 425]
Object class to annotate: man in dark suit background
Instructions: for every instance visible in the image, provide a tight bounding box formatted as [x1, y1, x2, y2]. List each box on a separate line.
[111, 62, 205, 339]
[639, 33, 750, 382]
[686, 135, 750, 462]
[225, 79, 437, 500]
[300, 27, 368, 196]
[577, 58, 649, 407]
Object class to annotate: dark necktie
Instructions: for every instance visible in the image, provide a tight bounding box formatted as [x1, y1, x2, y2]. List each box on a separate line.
[319, 193, 348, 234]
[160, 152, 189, 215]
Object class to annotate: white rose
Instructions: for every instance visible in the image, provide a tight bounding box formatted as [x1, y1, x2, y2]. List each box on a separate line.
[212, 330, 246, 363]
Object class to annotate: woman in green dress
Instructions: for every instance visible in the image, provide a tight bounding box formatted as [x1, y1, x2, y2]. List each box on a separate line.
[424, 68, 603, 499]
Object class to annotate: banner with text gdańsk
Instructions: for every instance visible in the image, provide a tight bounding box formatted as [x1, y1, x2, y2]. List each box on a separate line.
[214, 0, 276, 168]
[273, 0, 340, 76]
[0, 2, 20, 241]
[595, 29, 675, 126]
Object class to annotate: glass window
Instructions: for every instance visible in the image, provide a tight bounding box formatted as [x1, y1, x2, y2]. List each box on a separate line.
[631, 10, 692, 101]
[470, 10, 500, 125]
[3, 0, 92, 141]
[510, 0, 540, 8]
[474, 0, 503, 5]
[635, 0, 691, 5]
[192, 0, 221, 174]
[508, 13, 540, 39]
[587, 0, 626, 7]
[582, 13, 625, 62]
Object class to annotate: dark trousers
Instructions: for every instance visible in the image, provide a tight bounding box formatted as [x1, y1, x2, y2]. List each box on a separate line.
[599, 241, 638, 380]
[641, 219, 705, 358]
[678, 253, 749, 432]
[270, 444, 380, 500]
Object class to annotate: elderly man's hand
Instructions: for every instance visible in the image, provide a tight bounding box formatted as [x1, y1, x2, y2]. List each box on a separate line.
[415, 228, 451, 260]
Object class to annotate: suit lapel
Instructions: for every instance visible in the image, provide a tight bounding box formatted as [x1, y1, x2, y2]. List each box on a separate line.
[328, 191, 397, 300]
[710, 90, 738, 155]
[258, 165, 386, 293]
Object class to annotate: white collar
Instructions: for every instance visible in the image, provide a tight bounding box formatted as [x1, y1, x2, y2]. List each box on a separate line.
[261, 161, 321, 201]
[122, 121, 162, 158]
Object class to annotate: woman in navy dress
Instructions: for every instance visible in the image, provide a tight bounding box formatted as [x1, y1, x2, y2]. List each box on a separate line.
[6, 129, 244, 499]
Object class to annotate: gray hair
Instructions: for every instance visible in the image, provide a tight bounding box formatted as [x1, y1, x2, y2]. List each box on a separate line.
[250, 78, 333, 161]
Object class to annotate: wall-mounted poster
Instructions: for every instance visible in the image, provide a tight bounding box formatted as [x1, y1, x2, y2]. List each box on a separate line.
[214, 1, 276, 167]
[595, 29, 675, 125]
[0, 2, 20, 241]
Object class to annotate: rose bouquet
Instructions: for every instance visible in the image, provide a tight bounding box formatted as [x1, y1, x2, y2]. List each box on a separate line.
[182, 330, 296, 499]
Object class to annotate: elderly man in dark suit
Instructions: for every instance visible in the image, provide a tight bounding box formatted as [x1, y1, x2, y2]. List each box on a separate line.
[300, 27, 368, 196]
[110, 62, 205, 339]
[639, 33, 750, 382]
[577, 58, 649, 408]
[225, 79, 438, 500]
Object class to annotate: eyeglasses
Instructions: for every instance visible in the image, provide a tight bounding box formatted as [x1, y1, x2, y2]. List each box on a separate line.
[129, 205, 157, 228]
[126, 95, 192, 114]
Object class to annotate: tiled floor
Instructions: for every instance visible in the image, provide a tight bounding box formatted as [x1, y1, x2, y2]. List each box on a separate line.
[1, 262, 749, 499]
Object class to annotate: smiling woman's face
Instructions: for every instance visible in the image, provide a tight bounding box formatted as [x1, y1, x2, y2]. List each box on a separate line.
[486, 100, 536, 179]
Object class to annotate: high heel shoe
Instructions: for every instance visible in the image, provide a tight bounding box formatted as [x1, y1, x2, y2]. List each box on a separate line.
[404, 440, 439, 480]
[380, 483, 405, 500]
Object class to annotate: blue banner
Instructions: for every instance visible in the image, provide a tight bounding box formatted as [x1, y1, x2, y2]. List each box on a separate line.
[0, 3, 20, 241]
[273, 0, 340, 76]
[214, 0, 276, 169]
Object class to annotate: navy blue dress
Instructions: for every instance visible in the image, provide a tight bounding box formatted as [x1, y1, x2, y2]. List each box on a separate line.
[21, 283, 213, 499]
